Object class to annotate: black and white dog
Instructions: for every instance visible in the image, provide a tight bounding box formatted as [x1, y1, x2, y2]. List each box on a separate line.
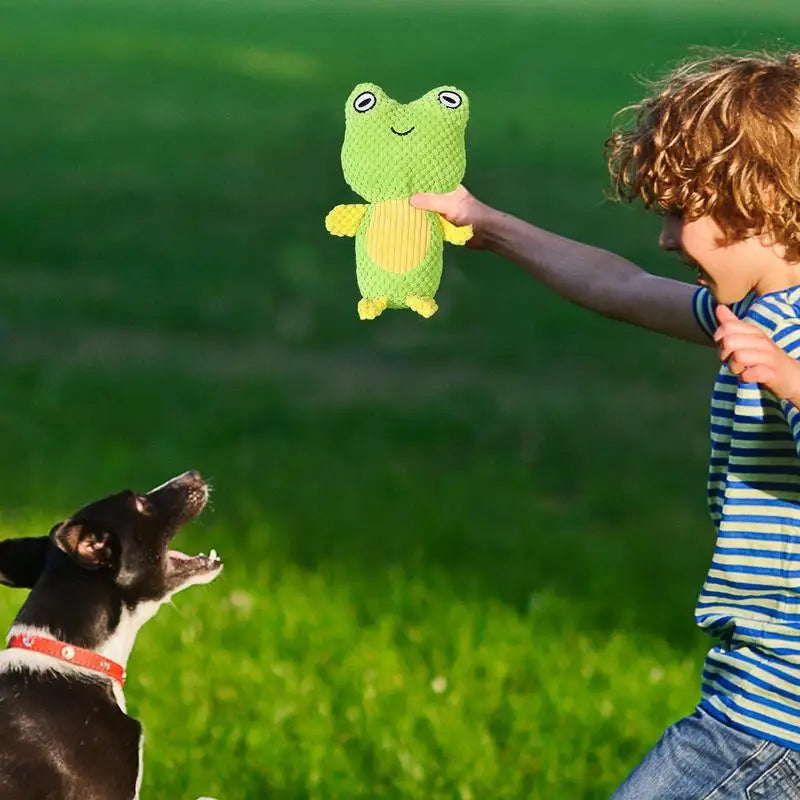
[0, 470, 222, 800]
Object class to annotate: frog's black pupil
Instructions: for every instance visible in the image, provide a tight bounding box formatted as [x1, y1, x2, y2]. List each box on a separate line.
[356, 95, 373, 111]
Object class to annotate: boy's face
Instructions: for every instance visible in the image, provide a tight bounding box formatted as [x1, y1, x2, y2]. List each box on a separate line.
[659, 214, 773, 304]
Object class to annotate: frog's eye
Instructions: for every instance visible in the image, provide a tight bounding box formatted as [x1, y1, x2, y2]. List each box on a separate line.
[438, 90, 462, 109]
[353, 91, 377, 113]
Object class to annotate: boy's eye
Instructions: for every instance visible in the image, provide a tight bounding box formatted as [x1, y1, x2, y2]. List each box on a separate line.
[353, 91, 377, 113]
[438, 90, 462, 109]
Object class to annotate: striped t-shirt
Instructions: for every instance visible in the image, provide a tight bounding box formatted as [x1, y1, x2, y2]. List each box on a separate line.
[693, 285, 800, 748]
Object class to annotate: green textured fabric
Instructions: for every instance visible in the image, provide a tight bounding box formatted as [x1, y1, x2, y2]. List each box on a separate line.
[331, 83, 470, 317]
[342, 83, 469, 201]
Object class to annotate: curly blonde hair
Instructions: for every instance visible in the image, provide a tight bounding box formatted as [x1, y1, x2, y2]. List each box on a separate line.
[607, 53, 800, 261]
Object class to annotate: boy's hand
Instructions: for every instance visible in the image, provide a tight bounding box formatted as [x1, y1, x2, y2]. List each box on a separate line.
[409, 185, 492, 249]
[714, 304, 800, 405]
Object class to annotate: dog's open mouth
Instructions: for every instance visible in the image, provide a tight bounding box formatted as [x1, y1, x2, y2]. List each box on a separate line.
[151, 472, 224, 590]
[167, 548, 223, 585]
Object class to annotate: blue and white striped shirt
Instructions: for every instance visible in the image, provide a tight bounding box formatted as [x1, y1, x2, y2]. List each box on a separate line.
[693, 285, 800, 748]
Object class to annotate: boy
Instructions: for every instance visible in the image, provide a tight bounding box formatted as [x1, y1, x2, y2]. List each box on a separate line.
[412, 53, 800, 798]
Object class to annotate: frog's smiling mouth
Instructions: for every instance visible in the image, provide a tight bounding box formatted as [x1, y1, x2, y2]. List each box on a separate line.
[390, 126, 415, 137]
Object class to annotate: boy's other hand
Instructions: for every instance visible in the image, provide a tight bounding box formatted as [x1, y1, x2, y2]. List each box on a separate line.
[410, 185, 491, 249]
[714, 304, 800, 405]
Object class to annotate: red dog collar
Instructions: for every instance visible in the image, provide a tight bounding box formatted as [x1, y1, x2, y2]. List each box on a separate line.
[7, 633, 127, 687]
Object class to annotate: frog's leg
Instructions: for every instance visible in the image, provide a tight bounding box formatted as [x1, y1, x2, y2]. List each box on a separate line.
[439, 216, 473, 246]
[326, 204, 368, 237]
[406, 296, 438, 318]
[358, 297, 388, 320]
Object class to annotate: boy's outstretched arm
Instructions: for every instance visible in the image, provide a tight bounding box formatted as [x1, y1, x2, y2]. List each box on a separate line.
[411, 186, 708, 345]
[0, 536, 49, 588]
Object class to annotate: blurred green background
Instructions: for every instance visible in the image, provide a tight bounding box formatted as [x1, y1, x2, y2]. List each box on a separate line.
[0, 0, 798, 797]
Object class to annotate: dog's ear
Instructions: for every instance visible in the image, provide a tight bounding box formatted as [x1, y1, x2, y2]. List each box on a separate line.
[0, 536, 50, 588]
[51, 522, 116, 570]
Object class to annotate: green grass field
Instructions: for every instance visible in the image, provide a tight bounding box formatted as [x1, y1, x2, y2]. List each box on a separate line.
[1, 0, 799, 797]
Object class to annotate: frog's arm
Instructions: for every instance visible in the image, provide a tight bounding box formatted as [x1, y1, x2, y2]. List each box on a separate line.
[439, 216, 473, 246]
[325, 204, 368, 237]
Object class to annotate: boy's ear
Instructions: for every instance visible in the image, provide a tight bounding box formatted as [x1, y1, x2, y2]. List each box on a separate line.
[51, 522, 115, 570]
[0, 536, 50, 589]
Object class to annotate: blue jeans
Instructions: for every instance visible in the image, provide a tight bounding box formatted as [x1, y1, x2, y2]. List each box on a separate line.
[611, 707, 800, 799]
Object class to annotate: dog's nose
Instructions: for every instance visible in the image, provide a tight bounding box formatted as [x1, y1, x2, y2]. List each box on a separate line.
[147, 470, 205, 496]
[172, 470, 203, 486]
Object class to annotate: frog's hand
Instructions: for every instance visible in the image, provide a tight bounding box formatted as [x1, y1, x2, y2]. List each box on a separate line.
[439, 216, 473, 246]
[325, 204, 368, 237]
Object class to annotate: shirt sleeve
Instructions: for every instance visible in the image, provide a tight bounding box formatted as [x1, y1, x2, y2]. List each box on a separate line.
[692, 286, 756, 338]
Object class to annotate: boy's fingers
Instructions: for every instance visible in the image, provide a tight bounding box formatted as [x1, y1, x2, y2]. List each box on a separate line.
[409, 190, 459, 213]
[715, 304, 738, 324]
[726, 355, 749, 375]
[726, 348, 771, 374]
[718, 335, 772, 361]
[409, 184, 470, 213]
[714, 327, 763, 347]
[713, 319, 766, 343]
[739, 364, 774, 385]
[409, 192, 443, 211]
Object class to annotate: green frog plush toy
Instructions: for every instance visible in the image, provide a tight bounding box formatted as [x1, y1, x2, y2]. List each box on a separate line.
[325, 83, 472, 320]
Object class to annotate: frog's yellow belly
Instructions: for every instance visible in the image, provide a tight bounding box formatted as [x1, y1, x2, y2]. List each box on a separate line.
[365, 199, 431, 275]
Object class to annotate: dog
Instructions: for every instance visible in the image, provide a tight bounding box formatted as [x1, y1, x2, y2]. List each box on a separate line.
[0, 470, 222, 800]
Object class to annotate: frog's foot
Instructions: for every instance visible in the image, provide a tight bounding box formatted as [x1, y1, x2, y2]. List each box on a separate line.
[358, 297, 388, 320]
[406, 295, 438, 318]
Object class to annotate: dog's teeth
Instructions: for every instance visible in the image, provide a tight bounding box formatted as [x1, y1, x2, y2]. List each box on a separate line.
[209, 548, 218, 561]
